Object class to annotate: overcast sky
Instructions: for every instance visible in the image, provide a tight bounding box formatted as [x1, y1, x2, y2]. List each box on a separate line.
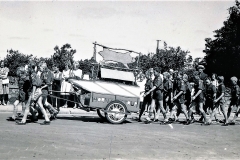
[0, 1, 236, 61]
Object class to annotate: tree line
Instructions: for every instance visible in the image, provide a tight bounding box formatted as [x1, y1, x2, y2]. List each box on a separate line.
[4, 42, 193, 79]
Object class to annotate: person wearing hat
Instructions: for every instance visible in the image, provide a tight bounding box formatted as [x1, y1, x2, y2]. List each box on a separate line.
[203, 77, 217, 125]
[143, 67, 168, 123]
[227, 77, 240, 125]
[213, 76, 228, 125]
[188, 71, 208, 124]
[197, 65, 208, 82]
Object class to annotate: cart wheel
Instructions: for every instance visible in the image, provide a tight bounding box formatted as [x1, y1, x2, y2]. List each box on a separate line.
[105, 100, 127, 124]
[97, 109, 106, 120]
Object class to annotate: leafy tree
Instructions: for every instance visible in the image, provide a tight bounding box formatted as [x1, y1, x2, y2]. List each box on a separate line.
[79, 57, 97, 79]
[186, 55, 193, 63]
[4, 49, 33, 76]
[152, 43, 190, 72]
[204, 0, 240, 84]
[130, 43, 190, 74]
[136, 54, 152, 73]
[52, 43, 76, 71]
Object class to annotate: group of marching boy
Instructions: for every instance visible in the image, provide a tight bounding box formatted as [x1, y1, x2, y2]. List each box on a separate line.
[138, 65, 240, 126]
[8, 61, 59, 125]
[6, 59, 240, 126]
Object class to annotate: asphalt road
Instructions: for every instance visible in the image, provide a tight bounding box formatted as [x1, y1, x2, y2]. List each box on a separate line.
[1, 112, 240, 160]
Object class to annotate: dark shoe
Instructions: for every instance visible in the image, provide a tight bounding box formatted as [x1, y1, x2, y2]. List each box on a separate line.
[50, 111, 58, 121]
[31, 118, 38, 123]
[138, 119, 142, 122]
[6, 117, 16, 121]
[40, 121, 50, 125]
[16, 121, 26, 125]
[229, 121, 236, 125]
[185, 120, 191, 125]
[50, 115, 57, 121]
[168, 118, 175, 122]
[198, 117, 204, 122]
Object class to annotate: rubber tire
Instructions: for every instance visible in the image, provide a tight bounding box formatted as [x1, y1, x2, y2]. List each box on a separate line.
[97, 109, 106, 120]
[105, 100, 127, 124]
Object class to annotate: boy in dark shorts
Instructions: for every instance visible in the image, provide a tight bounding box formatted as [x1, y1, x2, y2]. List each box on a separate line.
[213, 76, 227, 125]
[143, 67, 168, 123]
[139, 69, 153, 122]
[162, 72, 174, 121]
[188, 71, 208, 124]
[172, 72, 189, 124]
[204, 77, 217, 125]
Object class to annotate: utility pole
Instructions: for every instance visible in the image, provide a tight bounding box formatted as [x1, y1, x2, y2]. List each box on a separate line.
[156, 40, 161, 54]
[93, 41, 97, 61]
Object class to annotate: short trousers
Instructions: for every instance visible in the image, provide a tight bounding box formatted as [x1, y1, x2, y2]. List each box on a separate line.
[153, 90, 163, 101]
[205, 99, 215, 110]
[143, 94, 152, 104]
[18, 90, 26, 102]
[164, 100, 174, 110]
[174, 95, 185, 104]
[229, 97, 239, 106]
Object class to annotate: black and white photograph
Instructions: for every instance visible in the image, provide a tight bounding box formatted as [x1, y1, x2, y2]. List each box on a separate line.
[0, 0, 240, 159]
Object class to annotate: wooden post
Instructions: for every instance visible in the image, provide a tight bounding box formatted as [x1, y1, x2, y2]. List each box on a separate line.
[93, 41, 97, 61]
[91, 65, 94, 80]
[137, 53, 140, 69]
[156, 40, 161, 54]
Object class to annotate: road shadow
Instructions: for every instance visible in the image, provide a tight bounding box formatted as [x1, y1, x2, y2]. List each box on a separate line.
[56, 115, 131, 124]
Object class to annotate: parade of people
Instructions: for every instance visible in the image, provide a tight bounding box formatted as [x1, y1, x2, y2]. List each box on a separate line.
[0, 55, 239, 127]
